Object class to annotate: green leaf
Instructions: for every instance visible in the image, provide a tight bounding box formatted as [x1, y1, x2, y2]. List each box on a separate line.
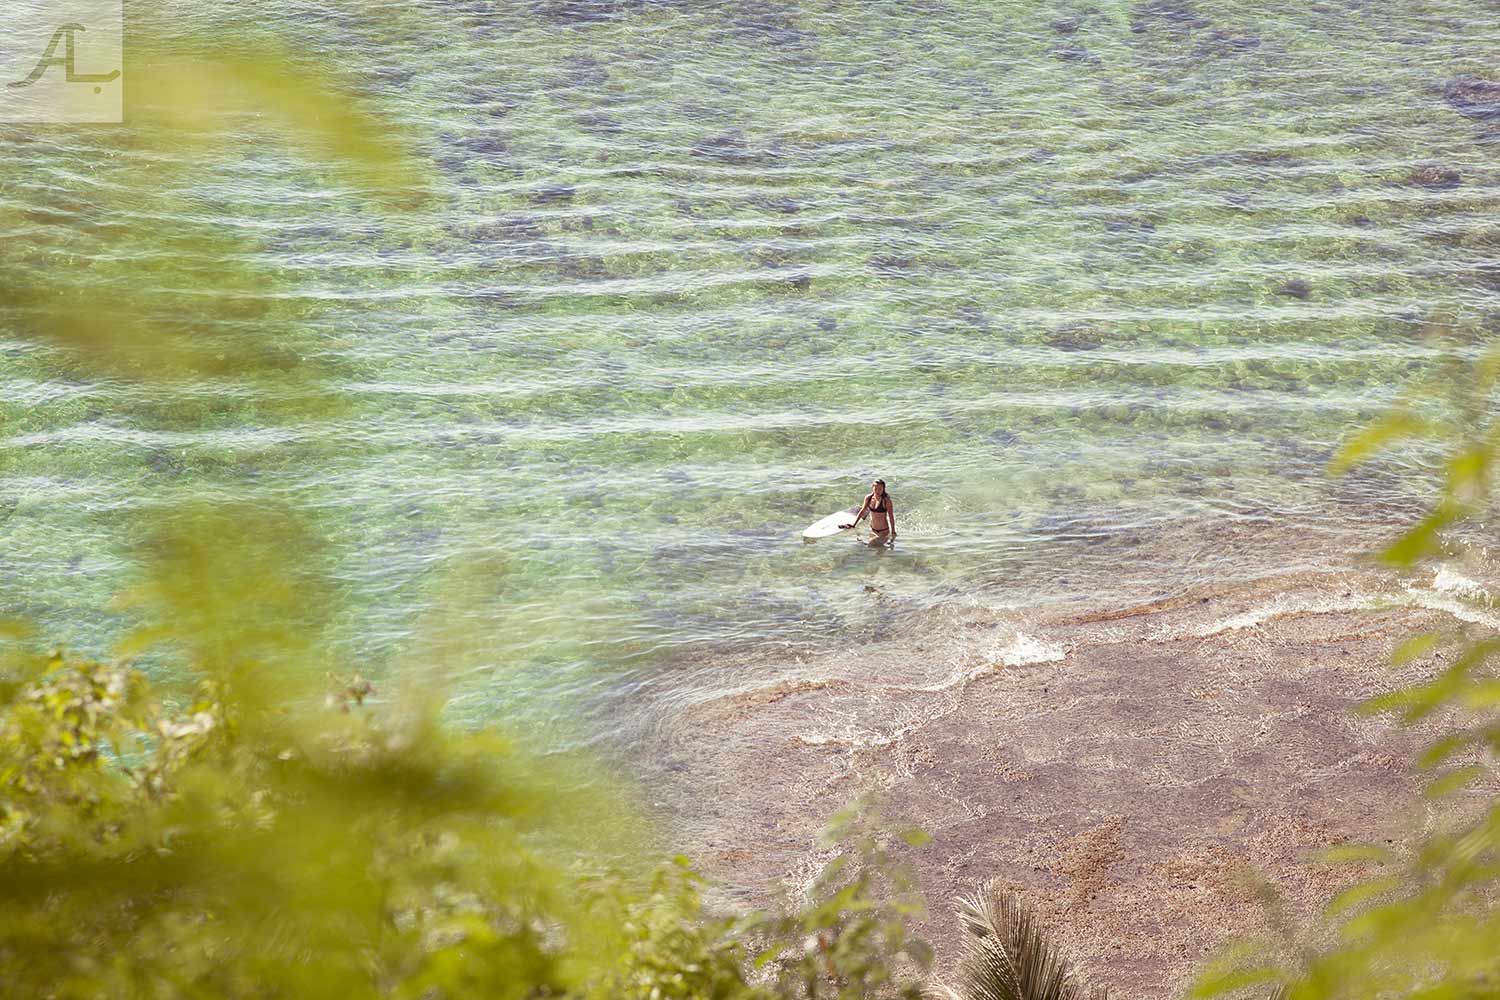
[1417, 734, 1473, 770]
[1381, 505, 1461, 567]
[1317, 844, 1395, 867]
[899, 827, 932, 848]
[1474, 345, 1500, 396]
[1423, 766, 1484, 799]
[1359, 686, 1427, 717]
[1459, 680, 1500, 709]
[0, 619, 34, 641]
[1329, 411, 1436, 475]
[129, 50, 428, 206]
[1326, 877, 1401, 918]
[1392, 633, 1441, 666]
[1191, 966, 1283, 998]
[1445, 445, 1491, 497]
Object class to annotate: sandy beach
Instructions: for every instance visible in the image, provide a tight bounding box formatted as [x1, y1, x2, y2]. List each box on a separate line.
[633, 535, 1496, 997]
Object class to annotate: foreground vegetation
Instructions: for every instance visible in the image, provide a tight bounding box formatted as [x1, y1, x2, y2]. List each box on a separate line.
[1188, 354, 1500, 1000]
[0, 642, 934, 998]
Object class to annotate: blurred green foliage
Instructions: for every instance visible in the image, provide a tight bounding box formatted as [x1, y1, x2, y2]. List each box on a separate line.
[0, 647, 931, 999]
[0, 26, 929, 1000]
[1195, 350, 1500, 1000]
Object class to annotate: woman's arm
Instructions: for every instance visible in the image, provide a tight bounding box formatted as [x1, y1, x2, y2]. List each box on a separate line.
[844, 497, 870, 529]
[887, 500, 896, 537]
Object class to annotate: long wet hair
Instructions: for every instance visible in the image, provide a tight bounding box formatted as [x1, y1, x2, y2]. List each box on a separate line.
[869, 479, 890, 505]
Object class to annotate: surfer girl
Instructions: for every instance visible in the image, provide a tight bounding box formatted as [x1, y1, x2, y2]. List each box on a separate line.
[844, 479, 896, 543]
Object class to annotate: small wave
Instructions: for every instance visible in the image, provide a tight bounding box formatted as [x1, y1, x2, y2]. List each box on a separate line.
[1399, 580, 1500, 631]
[873, 629, 1068, 696]
[1165, 590, 1376, 640]
[1163, 568, 1500, 642]
[787, 698, 942, 750]
[720, 629, 1071, 750]
[992, 631, 1067, 666]
[1431, 566, 1491, 604]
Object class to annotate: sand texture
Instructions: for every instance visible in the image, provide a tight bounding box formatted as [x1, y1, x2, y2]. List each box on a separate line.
[636, 562, 1496, 998]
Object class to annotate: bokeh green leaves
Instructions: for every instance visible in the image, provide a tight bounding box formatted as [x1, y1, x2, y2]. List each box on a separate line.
[1195, 349, 1500, 999]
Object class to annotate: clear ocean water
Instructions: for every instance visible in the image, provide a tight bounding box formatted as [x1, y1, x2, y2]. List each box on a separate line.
[3, 0, 1497, 730]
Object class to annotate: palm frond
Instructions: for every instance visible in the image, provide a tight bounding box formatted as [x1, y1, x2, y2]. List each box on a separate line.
[940, 881, 1104, 1000]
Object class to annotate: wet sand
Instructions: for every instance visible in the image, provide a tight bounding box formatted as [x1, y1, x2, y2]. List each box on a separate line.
[632, 545, 1496, 998]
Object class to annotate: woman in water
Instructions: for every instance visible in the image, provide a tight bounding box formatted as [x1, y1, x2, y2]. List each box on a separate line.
[844, 479, 897, 543]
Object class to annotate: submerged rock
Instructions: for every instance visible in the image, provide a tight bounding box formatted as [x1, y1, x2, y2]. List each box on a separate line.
[556, 56, 611, 91]
[1193, 27, 1260, 57]
[147, 450, 186, 476]
[532, 0, 621, 24]
[529, 184, 577, 205]
[691, 129, 771, 165]
[1053, 45, 1099, 64]
[1405, 165, 1462, 190]
[1047, 326, 1105, 351]
[1130, 0, 1209, 33]
[724, 0, 815, 49]
[1275, 279, 1312, 300]
[575, 111, 623, 136]
[1443, 78, 1500, 122]
[556, 254, 610, 280]
[749, 194, 803, 215]
[458, 133, 508, 157]
[870, 253, 916, 277]
[458, 86, 518, 118]
[1470, 265, 1500, 291]
[465, 216, 546, 243]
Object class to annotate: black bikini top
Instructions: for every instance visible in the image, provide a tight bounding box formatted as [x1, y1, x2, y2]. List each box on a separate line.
[868, 494, 889, 513]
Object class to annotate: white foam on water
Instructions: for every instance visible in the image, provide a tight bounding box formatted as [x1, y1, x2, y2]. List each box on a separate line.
[884, 629, 1068, 696]
[887, 510, 953, 538]
[790, 693, 951, 749]
[1431, 566, 1490, 604]
[1144, 564, 1500, 646]
[993, 631, 1067, 666]
[784, 629, 1070, 749]
[1166, 590, 1377, 640]
[1400, 580, 1500, 631]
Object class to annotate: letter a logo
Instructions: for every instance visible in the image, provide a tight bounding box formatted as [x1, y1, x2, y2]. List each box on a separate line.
[9, 23, 120, 89]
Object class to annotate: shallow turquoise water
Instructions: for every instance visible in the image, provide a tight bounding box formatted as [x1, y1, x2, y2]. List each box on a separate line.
[2, 0, 1498, 724]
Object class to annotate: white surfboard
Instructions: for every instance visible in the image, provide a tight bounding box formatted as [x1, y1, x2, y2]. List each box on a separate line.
[803, 507, 859, 541]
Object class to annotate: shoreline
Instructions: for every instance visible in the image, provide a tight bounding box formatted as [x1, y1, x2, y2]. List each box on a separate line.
[627, 547, 1495, 997]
